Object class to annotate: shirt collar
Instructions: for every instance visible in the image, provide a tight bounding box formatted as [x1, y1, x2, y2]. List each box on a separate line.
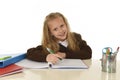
[58, 40, 68, 47]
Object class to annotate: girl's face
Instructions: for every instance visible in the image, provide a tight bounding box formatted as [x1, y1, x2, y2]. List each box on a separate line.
[48, 17, 68, 41]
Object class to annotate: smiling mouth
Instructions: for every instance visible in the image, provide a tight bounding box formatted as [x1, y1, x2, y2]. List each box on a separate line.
[58, 32, 66, 37]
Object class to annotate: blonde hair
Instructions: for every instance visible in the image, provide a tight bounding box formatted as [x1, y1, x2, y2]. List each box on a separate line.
[42, 12, 79, 53]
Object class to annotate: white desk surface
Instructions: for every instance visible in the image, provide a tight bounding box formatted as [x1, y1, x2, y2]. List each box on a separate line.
[1, 59, 120, 80]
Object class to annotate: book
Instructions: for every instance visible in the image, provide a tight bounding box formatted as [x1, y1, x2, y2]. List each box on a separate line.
[0, 64, 23, 77]
[16, 59, 88, 69]
[0, 53, 26, 68]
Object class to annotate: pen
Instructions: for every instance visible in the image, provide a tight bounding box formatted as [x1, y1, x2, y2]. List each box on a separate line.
[46, 48, 62, 60]
[48, 62, 52, 68]
[0, 56, 12, 60]
[113, 47, 119, 54]
[46, 48, 62, 68]
[116, 47, 119, 53]
[110, 47, 119, 62]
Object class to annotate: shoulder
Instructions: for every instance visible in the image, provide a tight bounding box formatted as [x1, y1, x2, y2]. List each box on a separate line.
[27, 45, 42, 52]
[72, 32, 82, 40]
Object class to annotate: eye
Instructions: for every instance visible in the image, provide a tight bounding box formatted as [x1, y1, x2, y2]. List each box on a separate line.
[60, 24, 64, 28]
[53, 28, 58, 31]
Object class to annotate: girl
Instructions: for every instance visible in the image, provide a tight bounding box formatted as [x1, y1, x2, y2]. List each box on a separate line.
[26, 12, 92, 64]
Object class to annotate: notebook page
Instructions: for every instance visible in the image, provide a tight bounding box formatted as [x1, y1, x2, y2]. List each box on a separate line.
[52, 59, 88, 69]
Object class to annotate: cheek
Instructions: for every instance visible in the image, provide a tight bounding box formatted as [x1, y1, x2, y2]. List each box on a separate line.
[63, 26, 68, 31]
[51, 31, 57, 37]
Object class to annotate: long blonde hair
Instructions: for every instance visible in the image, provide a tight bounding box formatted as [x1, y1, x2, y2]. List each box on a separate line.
[42, 12, 79, 53]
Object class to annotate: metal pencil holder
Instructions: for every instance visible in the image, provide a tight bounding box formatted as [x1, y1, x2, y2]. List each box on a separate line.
[101, 53, 116, 73]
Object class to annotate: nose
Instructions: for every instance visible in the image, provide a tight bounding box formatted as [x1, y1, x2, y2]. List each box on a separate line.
[58, 28, 63, 33]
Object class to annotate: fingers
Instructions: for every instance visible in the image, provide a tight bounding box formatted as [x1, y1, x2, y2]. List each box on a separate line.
[46, 52, 66, 64]
[46, 54, 59, 64]
[55, 52, 66, 59]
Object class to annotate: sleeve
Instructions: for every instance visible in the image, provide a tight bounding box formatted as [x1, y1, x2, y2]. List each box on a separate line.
[65, 32, 92, 59]
[26, 45, 48, 62]
[77, 40, 92, 59]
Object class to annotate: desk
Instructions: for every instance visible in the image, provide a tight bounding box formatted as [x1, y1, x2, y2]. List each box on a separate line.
[0, 59, 120, 80]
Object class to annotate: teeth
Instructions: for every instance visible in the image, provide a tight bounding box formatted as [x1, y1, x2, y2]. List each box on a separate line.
[59, 35, 62, 36]
[59, 33, 65, 36]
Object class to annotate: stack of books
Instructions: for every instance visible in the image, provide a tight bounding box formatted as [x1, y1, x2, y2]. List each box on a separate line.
[0, 64, 23, 77]
[0, 53, 26, 77]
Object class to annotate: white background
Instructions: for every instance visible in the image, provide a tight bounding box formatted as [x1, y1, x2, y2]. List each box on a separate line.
[0, 0, 120, 60]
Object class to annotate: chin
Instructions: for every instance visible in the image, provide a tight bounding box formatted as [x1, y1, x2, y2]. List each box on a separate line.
[59, 37, 66, 41]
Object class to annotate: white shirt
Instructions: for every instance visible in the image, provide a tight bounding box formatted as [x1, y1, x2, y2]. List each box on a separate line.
[58, 40, 68, 48]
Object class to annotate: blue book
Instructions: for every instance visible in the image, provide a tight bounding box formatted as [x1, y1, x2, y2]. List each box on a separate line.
[0, 53, 26, 68]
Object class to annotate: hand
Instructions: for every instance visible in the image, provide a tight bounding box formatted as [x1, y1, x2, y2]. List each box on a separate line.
[55, 52, 66, 59]
[46, 54, 60, 64]
[46, 52, 66, 64]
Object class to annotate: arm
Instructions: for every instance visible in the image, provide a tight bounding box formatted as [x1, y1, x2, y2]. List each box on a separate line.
[78, 41, 92, 59]
[26, 45, 48, 62]
[63, 33, 92, 59]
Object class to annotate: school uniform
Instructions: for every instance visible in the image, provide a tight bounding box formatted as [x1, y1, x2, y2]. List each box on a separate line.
[26, 32, 92, 62]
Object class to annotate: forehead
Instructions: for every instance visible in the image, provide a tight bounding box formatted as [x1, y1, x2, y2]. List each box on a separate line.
[48, 17, 64, 26]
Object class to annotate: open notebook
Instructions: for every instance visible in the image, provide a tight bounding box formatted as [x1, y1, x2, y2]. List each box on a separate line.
[16, 59, 88, 69]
